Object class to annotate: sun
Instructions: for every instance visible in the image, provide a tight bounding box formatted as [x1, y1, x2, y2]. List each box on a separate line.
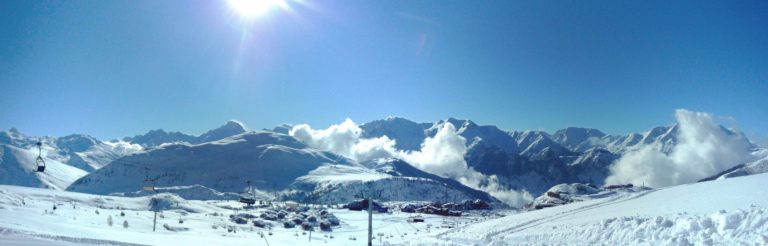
[227, 0, 285, 20]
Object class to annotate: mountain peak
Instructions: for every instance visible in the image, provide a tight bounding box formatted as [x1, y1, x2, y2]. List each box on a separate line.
[223, 120, 247, 130]
[197, 120, 247, 143]
[553, 127, 607, 150]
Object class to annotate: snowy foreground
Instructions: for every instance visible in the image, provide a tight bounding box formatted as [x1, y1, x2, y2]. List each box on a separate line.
[1, 174, 768, 245]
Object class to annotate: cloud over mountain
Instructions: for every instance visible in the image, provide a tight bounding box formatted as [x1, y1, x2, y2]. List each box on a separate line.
[606, 109, 757, 188]
[288, 119, 533, 206]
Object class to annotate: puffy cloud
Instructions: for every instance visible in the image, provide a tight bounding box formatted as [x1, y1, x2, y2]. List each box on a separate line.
[399, 123, 532, 206]
[399, 123, 468, 178]
[606, 109, 755, 188]
[289, 118, 397, 162]
[104, 140, 144, 154]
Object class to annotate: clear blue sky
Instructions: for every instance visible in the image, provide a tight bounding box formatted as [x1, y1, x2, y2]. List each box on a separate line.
[1, 0, 767, 140]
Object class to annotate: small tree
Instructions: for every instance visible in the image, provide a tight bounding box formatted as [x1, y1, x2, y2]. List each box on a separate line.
[107, 215, 113, 226]
[123, 220, 129, 228]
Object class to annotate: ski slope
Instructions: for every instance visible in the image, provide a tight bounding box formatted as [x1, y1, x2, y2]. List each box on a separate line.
[0, 145, 88, 190]
[0, 172, 766, 245]
[428, 173, 768, 245]
[0, 185, 491, 246]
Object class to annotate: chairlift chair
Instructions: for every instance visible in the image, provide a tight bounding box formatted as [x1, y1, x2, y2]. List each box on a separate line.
[36, 156, 46, 172]
[239, 195, 256, 205]
[35, 141, 45, 172]
[239, 181, 257, 205]
[142, 167, 156, 192]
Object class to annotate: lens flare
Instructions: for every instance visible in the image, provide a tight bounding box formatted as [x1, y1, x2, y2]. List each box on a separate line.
[227, 0, 285, 20]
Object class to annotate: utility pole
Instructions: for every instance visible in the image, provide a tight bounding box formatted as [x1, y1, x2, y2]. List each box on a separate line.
[356, 182, 380, 246]
[153, 205, 158, 232]
[368, 194, 373, 246]
[144, 167, 160, 232]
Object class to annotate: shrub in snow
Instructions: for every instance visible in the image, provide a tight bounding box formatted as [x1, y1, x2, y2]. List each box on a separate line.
[231, 216, 248, 225]
[325, 214, 340, 226]
[253, 219, 272, 228]
[283, 221, 296, 228]
[291, 217, 304, 225]
[319, 220, 332, 231]
[301, 222, 314, 231]
[259, 212, 278, 221]
[297, 212, 308, 219]
[307, 215, 317, 223]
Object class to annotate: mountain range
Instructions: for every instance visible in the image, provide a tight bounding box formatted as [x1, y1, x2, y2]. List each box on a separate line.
[1, 117, 763, 206]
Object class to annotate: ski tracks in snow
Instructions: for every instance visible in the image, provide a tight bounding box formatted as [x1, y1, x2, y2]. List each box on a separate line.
[435, 189, 659, 244]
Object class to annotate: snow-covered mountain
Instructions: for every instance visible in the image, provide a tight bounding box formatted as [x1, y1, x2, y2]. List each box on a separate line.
[123, 120, 247, 148]
[0, 144, 88, 190]
[356, 117, 758, 196]
[0, 129, 141, 172]
[68, 131, 351, 195]
[700, 149, 768, 181]
[122, 129, 197, 148]
[285, 158, 501, 204]
[196, 120, 248, 143]
[552, 127, 607, 153]
[2, 116, 762, 209]
[360, 117, 429, 151]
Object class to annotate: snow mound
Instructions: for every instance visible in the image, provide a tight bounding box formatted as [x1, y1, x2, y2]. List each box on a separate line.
[505, 206, 768, 245]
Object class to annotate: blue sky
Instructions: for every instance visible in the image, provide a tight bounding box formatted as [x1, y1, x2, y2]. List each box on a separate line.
[1, 0, 767, 140]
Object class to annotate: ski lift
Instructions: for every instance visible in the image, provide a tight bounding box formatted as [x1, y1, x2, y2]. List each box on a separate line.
[143, 180, 156, 192]
[35, 141, 45, 172]
[143, 167, 156, 192]
[239, 180, 256, 205]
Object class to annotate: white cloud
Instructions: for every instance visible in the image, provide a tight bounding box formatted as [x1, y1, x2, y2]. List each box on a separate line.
[289, 118, 397, 162]
[606, 109, 755, 188]
[104, 140, 144, 154]
[398, 123, 467, 178]
[398, 123, 532, 206]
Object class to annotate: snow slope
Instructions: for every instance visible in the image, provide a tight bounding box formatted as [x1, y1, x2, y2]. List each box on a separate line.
[68, 131, 351, 195]
[286, 159, 501, 205]
[1, 167, 765, 245]
[0, 144, 88, 190]
[0, 129, 141, 172]
[427, 172, 768, 245]
[701, 151, 768, 181]
[0, 184, 490, 246]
